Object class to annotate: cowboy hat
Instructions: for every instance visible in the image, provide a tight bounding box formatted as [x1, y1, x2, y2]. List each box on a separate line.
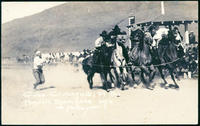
[110, 25, 122, 36]
[131, 25, 142, 32]
[100, 30, 108, 37]
[35, 50, 41, 56]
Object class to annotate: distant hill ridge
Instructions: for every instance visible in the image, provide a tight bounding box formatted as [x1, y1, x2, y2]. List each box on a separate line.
[2, 1, 198, 57]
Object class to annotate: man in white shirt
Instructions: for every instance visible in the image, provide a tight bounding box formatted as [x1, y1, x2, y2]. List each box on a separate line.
[93, 30, 110, 64]
[95, 30, 108, 49]
[32, 50, 46, 89]
[152, 26, 169, 47]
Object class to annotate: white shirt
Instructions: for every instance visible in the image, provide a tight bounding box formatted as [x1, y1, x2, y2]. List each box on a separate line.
[95, 37, 104, 48]
[152, 28, 169, 47]
[175, 33, 182, 41]
[33, 56, 45, 69]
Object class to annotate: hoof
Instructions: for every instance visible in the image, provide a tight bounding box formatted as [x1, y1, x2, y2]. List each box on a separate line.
[146, 86, 154, 90]
[165, 83, 170, 87]
[106, 89, 111, 92]
[164, 86, 169, 89]
[168, 84, 179, 89]
[116, 94, 120, 97]
[174, 85, 179, 89]
[150, 83, 156, 88]
[33, 84, 37, 89]
[120, 85, 125, 90]
[133, 84, 138, 88]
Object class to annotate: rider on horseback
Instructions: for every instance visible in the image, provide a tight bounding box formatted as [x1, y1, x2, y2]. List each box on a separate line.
[93, 30, 110, 65]
[109, 25, 129, 63]
[171, 26, 184, 58]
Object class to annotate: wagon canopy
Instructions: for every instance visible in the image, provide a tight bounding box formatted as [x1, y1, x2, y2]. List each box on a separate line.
[136, 13, 198, 26]
[134, 1, 198, 26]
[133, 1, 198, 44]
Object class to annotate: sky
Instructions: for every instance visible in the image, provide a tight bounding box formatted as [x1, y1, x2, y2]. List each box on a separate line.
[2, 2, 66, 24]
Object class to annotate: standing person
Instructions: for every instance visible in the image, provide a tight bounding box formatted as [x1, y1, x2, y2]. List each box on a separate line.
[172, 26, 184, 58]
[173, 26, 183, 44]
[189, 31, 196, 44]
[32, 50, 46, 89]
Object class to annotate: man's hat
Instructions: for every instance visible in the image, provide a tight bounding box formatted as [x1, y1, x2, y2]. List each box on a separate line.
[173, 26, 179, 30]
[110, 25, 122, 36]
[35, 50, 41, 56]
[100, 30, 107, 37]
[131, 24, 141, 32]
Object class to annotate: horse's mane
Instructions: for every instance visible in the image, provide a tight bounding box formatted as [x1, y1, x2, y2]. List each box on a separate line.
[129, 29, 152, 66]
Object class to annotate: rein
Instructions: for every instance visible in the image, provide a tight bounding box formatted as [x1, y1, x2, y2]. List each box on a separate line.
[80, 57, 182, 68]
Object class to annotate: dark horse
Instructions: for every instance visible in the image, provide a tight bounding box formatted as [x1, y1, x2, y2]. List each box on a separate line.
[128, 28, 156, 90]
[82, 43, 114, 92]
[149, 26, 181, 89]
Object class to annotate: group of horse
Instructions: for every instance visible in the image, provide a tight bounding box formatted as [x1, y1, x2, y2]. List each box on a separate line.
[16, 55, 31, 64]
[82, 25, 198, 92]
[41, 50, 93, 65]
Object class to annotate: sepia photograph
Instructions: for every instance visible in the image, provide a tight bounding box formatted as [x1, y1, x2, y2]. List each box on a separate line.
[1, 1, 198, 124]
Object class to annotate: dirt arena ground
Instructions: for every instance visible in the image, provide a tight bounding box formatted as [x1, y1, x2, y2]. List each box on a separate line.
[2, 63, 198, 124]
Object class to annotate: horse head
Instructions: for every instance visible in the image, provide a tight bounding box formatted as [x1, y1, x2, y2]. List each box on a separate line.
[130, 28, 144, 44]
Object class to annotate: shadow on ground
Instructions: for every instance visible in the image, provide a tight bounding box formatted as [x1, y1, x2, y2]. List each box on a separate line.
[37, 86, 56, 91]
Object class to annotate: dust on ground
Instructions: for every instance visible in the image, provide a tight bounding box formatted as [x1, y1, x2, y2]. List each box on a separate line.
[1, 63, 198, 124]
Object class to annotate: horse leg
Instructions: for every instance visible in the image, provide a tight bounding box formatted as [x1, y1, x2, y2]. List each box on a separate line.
[149, 65, 156, 82]
[113, 68, 121, 88]
[130, 67, 140, 88]
[126, 67, 134, 87]
[116, 67, 124, 90]
[102, 72, 110, 92]
[141, 69, 153, 90]
[168, 66, 179, 89]
[132, 74, 139, 88]
[87, 75, 92, 89]
[121, 67, 128, 82]
[121, 67, 128, 90]
[90, 72, 95, 89]
[100, 72, 108, 91]
[87, 71, 94, 89]
[149, 65, 156, 88]
[110, 69, 118, 89]
[173, 62, 181, 81]
[100, 73, 105, 88]
[108, 71, 115, 88]
[157, 66, 168, 87]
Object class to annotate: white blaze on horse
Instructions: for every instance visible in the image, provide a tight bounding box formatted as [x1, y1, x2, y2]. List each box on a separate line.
[111, 41, 128, 90]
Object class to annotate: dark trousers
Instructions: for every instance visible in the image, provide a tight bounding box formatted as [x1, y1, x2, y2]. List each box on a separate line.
[33, 69, 45, 86]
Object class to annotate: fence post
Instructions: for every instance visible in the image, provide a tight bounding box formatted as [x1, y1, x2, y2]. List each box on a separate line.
[128, 16, 135, 49]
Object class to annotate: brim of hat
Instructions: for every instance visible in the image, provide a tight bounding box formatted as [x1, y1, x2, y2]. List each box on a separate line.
[99, 34, 107, 36]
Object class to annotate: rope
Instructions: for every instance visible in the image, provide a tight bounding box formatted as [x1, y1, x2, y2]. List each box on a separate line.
[68, 56, 182, 68]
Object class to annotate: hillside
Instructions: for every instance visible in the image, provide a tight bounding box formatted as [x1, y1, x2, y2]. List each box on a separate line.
[2, 1, 198, 57]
